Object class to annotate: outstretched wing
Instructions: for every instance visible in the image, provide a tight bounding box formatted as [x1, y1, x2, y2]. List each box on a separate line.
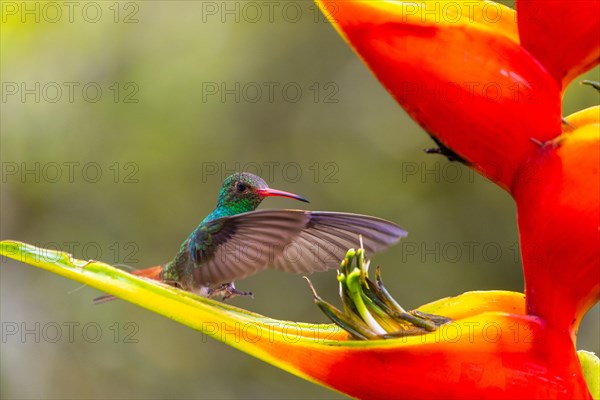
[191, 210, 406, 286]
[271, 211, 406, 274]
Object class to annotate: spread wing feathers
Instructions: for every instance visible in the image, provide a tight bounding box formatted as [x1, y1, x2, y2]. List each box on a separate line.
[191, 209, 407, 286]
[272, 211, 407, 274]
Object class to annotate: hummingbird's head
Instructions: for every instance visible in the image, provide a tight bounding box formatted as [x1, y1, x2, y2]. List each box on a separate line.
[217, 172, 308, 214]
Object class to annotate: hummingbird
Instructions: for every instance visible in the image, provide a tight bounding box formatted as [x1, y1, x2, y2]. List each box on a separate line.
[95, 172, 406, 302]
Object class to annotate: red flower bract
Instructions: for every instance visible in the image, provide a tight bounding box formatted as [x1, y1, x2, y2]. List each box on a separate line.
[514, 110, 600, 335]
[319, 0, 564, 190]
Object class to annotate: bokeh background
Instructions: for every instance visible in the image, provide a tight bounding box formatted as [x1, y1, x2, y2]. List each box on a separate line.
[1, 1, 598, 399]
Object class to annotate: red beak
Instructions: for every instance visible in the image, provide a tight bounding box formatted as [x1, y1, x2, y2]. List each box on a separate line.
[257, 188, 309, 203]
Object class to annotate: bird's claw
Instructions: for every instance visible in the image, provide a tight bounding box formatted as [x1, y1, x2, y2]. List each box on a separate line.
[208, 282, 253, 300]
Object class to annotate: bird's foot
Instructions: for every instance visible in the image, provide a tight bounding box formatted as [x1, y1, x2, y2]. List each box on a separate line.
[208, 282, 253, 300]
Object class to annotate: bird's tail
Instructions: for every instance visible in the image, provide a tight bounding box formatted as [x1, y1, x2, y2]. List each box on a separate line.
[93, 265, 163, 304]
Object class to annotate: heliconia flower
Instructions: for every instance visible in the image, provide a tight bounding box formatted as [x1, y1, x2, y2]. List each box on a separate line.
[312, 0, 599, 397]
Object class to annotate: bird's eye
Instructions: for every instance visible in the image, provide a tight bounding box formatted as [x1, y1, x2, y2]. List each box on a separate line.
[236, 182, 247, 192]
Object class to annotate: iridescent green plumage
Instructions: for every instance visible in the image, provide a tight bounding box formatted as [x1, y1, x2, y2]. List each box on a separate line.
[203, 174, 270, 222]
[160, 172, 310, 294]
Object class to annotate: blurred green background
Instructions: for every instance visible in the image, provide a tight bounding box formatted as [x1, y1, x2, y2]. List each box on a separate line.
[1, 1, 598, 399]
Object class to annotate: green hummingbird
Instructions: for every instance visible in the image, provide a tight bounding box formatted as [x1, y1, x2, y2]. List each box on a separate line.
[96, 172, 406, 301]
